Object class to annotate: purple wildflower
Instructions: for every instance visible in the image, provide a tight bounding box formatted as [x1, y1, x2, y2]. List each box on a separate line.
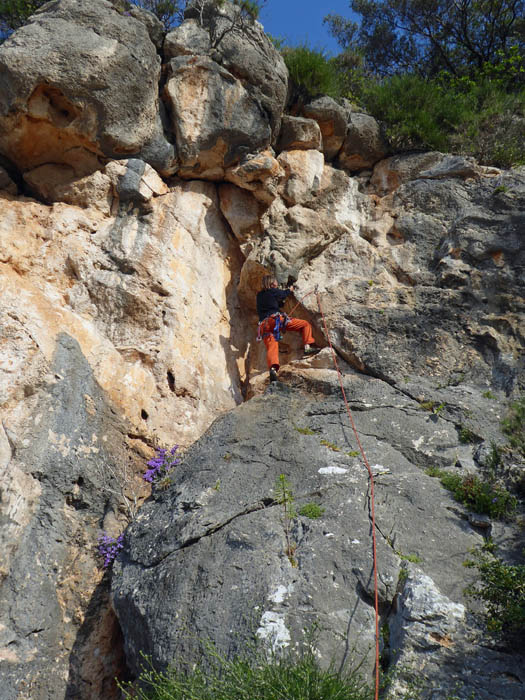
[143, 445, 181, 484]
[97, 532, 124, 568]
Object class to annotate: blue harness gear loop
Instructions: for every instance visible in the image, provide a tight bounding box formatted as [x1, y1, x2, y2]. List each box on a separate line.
[256, 312, 290, 342]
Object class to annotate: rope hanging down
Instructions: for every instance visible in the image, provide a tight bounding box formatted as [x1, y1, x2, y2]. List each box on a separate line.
[314, 292, 381, 700]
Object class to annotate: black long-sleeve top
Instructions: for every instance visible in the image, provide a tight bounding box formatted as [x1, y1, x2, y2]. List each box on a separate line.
[256, 288, 292, 322]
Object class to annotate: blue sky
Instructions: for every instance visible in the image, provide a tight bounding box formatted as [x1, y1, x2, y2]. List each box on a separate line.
[259, 0, 356, 56]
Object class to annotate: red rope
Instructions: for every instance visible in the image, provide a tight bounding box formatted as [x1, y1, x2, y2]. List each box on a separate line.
[315, 292, 381, 700]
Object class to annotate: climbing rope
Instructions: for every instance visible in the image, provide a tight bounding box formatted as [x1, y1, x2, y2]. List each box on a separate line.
[278, 284, 380, 695]
[313, 291, 381, 700]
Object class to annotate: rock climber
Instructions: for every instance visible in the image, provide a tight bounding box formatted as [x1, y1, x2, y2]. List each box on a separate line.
[256, 275, 320, 382]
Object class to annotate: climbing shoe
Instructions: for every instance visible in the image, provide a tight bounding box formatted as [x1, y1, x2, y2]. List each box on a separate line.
[303, 345, 321, 356]
[269, 367, 279, 382]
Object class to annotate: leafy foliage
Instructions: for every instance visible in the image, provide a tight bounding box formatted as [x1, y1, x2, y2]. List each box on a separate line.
[120, 648, 373, 700]
[464, 545, 525, 641]
[132, 0, 183, 29]
[502, 395, 525, 456]
[298, 503, 325, 519]
[282, 45, 343, 105]
[425, 467, 517, 519]
[0, 0, 45, 35]
[324, 0, 525, 79]
[360, 71, 525, 167]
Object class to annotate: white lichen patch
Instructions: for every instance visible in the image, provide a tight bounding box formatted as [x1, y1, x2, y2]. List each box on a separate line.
[268, 584, 294, 604]
[412, 436, 425, 450]
[256, 611, 291, 652]
[319, 466, 348, 475]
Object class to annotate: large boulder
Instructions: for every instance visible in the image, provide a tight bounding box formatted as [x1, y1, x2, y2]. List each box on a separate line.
[338, 112, 388, 172]
[0, 0, 175, 177]
[165, 0, 288, 143]
[302, 96, 348, 160]
[164, 56, 270, 179]
[276, 115, 322, 152]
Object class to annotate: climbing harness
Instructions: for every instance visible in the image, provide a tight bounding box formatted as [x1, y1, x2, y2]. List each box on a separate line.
[315, 291, 380, 700]
[256, 311, 290, 343]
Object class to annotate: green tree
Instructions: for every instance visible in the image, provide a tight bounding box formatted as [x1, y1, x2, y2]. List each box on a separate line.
[325, 0, 525, 78]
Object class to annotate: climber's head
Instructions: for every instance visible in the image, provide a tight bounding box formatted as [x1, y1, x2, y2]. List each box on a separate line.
[261, 275, 278, 290]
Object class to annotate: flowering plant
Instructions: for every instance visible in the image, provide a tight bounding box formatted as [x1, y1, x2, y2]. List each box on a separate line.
[97, 532, 124, 568]
[143, 446, 180, 485]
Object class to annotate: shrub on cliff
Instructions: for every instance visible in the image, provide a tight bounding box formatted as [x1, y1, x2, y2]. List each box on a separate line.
[283, 45, 343, 106]
[465, 544, 525, 642]
[360, 72, 525, 167]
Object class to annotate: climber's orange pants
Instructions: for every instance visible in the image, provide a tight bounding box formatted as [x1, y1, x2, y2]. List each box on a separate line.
[261, 316, 315, 369]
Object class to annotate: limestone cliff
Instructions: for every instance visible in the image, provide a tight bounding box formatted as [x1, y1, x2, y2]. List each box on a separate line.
[0, 1, 523, 699]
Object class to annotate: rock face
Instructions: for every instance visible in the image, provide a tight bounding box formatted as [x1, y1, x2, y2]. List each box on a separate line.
[0, 0, 174, 176]
[0, 334, 135, 699]
[0, 2, 524, 699]
[113, 367, 524, 699]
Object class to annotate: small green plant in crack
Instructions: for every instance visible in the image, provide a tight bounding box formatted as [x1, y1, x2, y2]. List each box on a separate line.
[320, 439, 341, 452]
[347, 450, 360, 458]
[387, 536, 422, 563]
[459, 425, 478, 443]
[398, 552, 422, 563]
[398, 568, 408, 584]
[483, 390, 496, 399]
[213, 479, 221, 491]
[493, 185, 508, 194]
[298, 503, 325, 519]
[274, 474, 297, 567]
[420, 400, 446, 415]
[294, 425, 316, 435]
[223, 453, 232, 461]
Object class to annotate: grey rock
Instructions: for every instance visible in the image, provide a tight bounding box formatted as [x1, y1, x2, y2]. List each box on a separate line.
[126, 4, 165, 50]
[419, 154, 482, 180]
[303, 96, 348, 160]
[112, 373, 499, 685]
[276, 115, 322, 152]
[164, 18, 211, 57]
[177, 0, 288, 142]
[337, 112, 388, 172]
[468, 512, 492, 528]
[0, 334, 139, 699]
[116, 158, 148, 202]
[297, 168, 525, 393]
[0, 0, 174, 176]
[387, 566, 524, 699]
